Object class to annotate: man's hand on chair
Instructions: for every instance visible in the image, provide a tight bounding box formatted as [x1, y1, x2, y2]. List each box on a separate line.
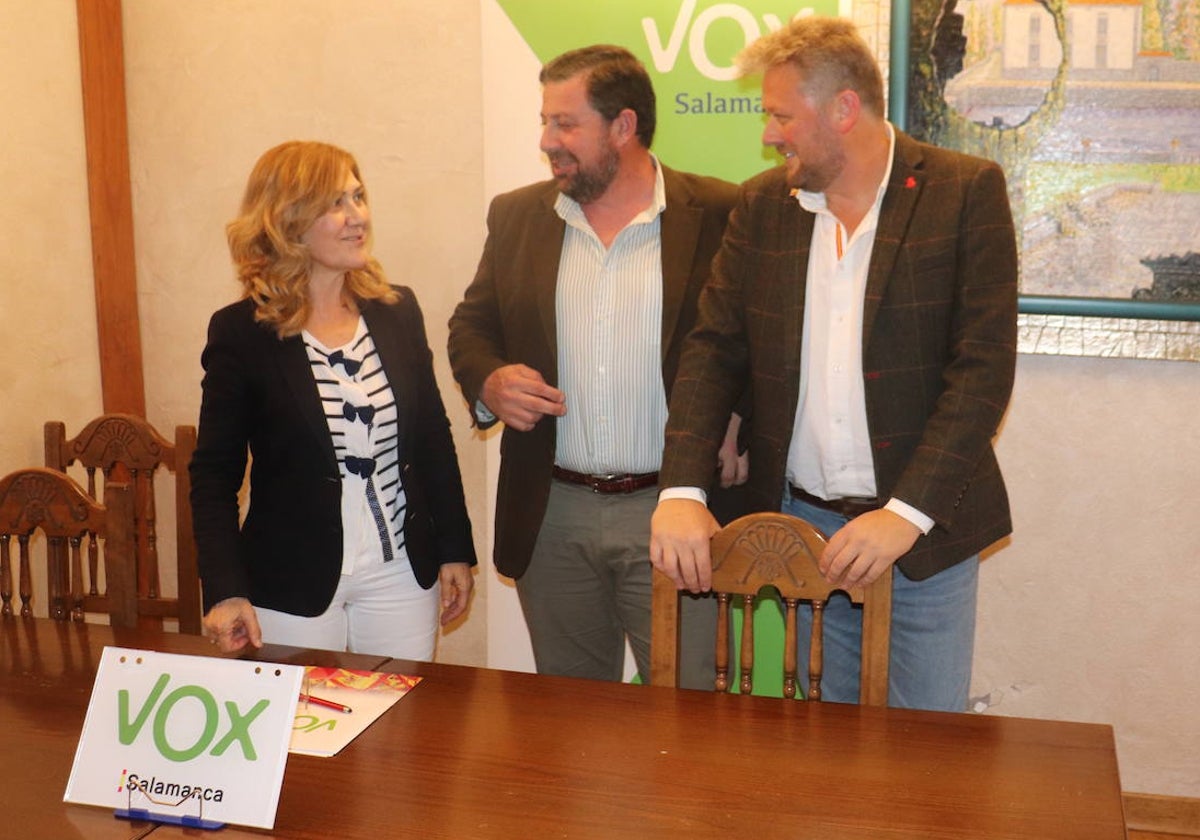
[650, 498, 719, 593]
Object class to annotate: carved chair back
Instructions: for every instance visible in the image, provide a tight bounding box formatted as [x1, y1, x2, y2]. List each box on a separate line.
[44, 415, 201, 633]
[651, 512, 892, 705]
[0, 468, 137, 627]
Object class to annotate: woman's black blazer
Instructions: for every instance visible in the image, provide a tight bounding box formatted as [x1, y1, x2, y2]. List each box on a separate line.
[189, 287, 476, 616]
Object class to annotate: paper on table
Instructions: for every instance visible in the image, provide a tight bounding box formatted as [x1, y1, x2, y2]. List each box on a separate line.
[289, 667, 422, 757]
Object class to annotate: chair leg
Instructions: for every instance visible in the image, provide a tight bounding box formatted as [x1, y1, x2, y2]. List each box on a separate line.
[739, 594, 755, 694]
[715, 594, 730, 692]
[783, 598, 798, 700]
[808, 600, 825, 701]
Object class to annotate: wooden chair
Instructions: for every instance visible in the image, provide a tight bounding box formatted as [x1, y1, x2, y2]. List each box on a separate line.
[0, 467, 138, 627]
[650, 511, 892, 705]
[44, 414, 202, 634]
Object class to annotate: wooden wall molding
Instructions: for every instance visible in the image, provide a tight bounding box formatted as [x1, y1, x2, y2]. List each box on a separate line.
[1125, 792, 1200, 836]
[76, 0, 145, 415]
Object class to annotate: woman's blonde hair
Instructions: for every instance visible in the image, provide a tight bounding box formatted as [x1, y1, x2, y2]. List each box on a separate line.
[226, 141, 398, 337]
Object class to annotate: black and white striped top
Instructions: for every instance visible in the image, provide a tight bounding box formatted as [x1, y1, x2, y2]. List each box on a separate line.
[302, 317, 408, 574]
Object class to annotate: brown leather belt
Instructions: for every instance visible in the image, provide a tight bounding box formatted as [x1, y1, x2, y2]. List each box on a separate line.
[789, 484, 881, 518]
[553, 466, 659, 494]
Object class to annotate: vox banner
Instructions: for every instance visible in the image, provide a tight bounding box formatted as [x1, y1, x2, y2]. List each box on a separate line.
[65, 647, 303, 829]
[494, 0, 845, 183]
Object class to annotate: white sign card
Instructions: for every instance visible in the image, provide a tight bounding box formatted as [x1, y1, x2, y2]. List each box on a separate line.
[64, 646, 303, 829]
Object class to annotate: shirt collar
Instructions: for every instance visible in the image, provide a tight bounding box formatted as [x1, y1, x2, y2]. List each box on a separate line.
[795, 123, 896, 216]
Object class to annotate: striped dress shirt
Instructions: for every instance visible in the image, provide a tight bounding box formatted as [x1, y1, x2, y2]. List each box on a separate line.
[553, 160, 668, 476]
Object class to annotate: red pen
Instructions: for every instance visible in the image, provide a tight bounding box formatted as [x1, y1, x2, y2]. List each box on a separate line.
[300, 692, 353, 714]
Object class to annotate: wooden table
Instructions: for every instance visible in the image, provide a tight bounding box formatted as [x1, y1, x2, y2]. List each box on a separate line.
[2, 617, 1128, 839]
[0, 617, 386, 840]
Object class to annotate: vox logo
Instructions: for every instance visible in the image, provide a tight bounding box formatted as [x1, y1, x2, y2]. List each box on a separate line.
[495, 1, 841, 83]
[642, 0, 815, 80]
[118, 674, 271, 763]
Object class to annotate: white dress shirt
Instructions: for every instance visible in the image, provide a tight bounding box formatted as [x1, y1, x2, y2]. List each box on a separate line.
[787, 125, 931, 533]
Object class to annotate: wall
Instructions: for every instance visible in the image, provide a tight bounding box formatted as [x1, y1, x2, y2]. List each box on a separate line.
[1, 0, 1195, 798]
[980, 352, 1200, 796]
[0, 1, 102, 466]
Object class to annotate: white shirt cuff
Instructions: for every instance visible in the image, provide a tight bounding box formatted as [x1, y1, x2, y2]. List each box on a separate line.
[885, 498, 935, 535]
[658, 486, 707, 505]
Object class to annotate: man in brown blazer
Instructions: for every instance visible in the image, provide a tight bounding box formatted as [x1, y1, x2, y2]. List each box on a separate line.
[651, 17, 1017, 711]
[448, 45, 739, 686]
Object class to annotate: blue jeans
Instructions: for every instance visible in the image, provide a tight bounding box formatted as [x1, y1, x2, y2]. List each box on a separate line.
[781, 494, 979, 712]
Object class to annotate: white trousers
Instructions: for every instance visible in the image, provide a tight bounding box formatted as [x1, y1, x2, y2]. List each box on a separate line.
[255, 554, 439, 661]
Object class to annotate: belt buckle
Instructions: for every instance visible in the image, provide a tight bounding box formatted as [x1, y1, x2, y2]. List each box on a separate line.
[593, 473, 621, 493]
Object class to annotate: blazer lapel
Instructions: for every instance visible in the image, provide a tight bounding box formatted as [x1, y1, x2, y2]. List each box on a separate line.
[532, 190, 566, 370]
[277, 332, 339, 474]
[783, 187, 811, 369]
[660, 166, 704, 368]
[864, 129, 925, 341]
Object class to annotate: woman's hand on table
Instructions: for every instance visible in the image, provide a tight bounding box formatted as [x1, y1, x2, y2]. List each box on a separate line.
[203, 597, 263, 652]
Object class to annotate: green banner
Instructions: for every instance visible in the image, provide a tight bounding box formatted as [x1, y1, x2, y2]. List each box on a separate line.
[497, 1, 841, 183]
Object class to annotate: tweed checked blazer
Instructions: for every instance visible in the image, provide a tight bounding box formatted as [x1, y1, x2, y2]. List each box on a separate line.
[660, 129, 1018, 581]
[448, 166, 738, 579]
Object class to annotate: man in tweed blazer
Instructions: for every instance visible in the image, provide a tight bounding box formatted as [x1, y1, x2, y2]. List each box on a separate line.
[650, 17, 1017, 711]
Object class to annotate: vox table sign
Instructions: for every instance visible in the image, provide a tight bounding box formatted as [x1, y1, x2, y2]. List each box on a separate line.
[64, 647, 304, 830]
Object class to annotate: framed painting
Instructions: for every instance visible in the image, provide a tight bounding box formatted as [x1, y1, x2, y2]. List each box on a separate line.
[891, 0, 1200, 358]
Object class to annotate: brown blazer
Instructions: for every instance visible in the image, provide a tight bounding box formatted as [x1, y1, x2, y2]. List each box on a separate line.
[448, 165, 738, 579]
[660, 130, 1018, 581]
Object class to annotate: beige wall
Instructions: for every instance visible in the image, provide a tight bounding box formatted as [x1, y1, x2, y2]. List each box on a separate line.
[984, 353, 1200, 796]
[1, 1, 102, 458]
[2, 0, 1196, 798]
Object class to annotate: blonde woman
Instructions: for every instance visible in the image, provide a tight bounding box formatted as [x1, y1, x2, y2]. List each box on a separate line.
[191, 141, 475, 659]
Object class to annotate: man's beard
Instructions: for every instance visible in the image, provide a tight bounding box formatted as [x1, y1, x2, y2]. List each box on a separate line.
[551, 145, 620, 204]
[786, 125, 845, 193]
